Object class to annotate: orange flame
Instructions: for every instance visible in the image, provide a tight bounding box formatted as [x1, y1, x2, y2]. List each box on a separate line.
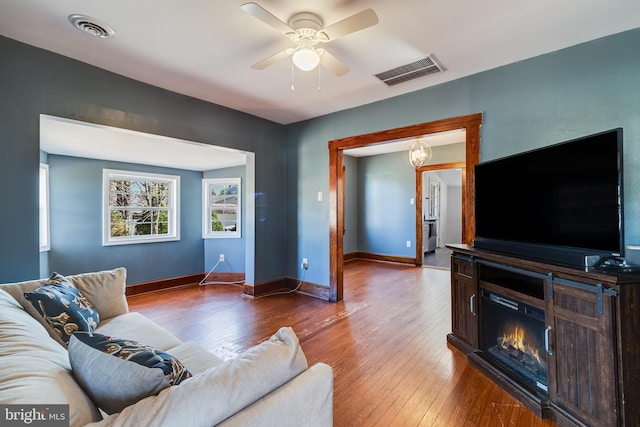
[500, 326, 541, 365]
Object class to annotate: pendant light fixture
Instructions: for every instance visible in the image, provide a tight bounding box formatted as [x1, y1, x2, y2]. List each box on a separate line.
[408, 138, 432, 168]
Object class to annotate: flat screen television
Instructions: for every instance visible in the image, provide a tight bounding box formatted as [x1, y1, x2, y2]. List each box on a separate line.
[473, 128, 623, 268]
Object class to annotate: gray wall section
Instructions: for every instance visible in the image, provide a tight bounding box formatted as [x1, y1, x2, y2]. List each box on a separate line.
[286, 28, 640, 285]
[444, 186, 463, 245]
[48, 155, 202, 284]
[0, 35, 285, 284]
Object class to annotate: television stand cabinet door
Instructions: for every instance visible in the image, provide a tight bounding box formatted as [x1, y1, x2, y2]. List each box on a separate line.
[545, 277, 618, 427]
[448, 254, 478, 353]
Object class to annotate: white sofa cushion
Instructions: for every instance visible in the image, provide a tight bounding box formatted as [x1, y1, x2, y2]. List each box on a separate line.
[165, 341, 224, 375]
[97, 312, 183, 351]
[89, 327, 309, 427]
[0, 289, 101, 426]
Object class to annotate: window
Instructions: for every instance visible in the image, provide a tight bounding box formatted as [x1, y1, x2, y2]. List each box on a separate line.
[429, 179, 440, 219]
[39, 164, 50, 252]
[202, 178, 241, 238]
[103, 169, 180, 245]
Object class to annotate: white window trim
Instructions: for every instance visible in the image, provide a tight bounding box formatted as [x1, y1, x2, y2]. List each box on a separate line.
[202, 178, 241, 239]
[39, 164, 50, 252]
[103, 169, 180, 246]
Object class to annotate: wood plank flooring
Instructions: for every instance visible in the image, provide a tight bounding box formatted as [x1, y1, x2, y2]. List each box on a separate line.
[127, 259, 557, 427]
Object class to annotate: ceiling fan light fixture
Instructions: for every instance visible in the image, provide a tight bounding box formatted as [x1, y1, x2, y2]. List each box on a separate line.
[292, 46, 320, 71]
[241, 3, 378, 77]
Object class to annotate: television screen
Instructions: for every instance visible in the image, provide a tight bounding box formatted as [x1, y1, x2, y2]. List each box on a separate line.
[474, 128, 623, 267]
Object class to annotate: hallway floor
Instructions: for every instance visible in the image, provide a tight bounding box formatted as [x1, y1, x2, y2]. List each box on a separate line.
[423, 247, 452, 269]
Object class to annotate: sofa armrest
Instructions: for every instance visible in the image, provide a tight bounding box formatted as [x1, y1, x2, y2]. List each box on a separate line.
[218, 363, 333, 427]
[88, 327, 309, 427]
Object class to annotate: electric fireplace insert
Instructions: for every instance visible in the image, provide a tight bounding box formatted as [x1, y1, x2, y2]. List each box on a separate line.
[480, 289, 548, 395]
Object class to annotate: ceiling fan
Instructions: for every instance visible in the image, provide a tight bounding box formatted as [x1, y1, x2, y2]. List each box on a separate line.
[240, 2, 378, 76]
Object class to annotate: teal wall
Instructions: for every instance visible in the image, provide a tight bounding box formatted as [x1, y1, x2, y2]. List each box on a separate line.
[0, 35, 285, 284]
[286, 28, 640, 286]
[357, 151, 415, 257]
[48, 155, 202, 284]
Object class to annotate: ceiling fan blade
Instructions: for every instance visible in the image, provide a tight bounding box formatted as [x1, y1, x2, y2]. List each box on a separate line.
[320, 50, 350, 76]
[251, 49, 293, 70]
[240, 2, 294, 35]
[320, 9, 378, 41]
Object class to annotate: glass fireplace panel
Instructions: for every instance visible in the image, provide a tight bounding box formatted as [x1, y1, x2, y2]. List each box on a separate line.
[481, 289, 548, 394]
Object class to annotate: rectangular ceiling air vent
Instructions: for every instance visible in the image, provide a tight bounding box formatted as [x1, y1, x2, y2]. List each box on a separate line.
[374, 55, 444, 86]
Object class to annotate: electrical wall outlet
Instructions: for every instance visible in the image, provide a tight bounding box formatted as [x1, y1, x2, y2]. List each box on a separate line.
[302, 258, 308, 270]
[219, 254, 225, 262]
[406, 240, 411, 248]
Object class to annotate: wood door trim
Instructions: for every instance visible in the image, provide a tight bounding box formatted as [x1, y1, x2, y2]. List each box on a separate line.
[328, 113, 482, 301]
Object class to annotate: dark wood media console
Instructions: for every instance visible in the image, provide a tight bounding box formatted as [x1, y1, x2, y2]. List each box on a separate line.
[447, 244, 640, 427]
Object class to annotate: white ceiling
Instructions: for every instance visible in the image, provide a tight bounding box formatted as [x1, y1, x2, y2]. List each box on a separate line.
[2, 1, 639, 126]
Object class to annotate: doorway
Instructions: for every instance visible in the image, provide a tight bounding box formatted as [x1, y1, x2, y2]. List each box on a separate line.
[328, 113, 482, 302]
[420, 167, 464, 269]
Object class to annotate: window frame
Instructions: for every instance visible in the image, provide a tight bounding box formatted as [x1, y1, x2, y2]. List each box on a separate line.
[103, 169, 180, 246]
[202, 178, 241, 239]
[39, 163, 50, 252]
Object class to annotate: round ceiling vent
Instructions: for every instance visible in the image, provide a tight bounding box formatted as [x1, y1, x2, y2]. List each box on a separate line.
[68, 14, 115, 39]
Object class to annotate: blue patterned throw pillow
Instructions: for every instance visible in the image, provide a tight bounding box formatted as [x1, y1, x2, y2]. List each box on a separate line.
[69, 332, 192, 414]
[24, 273, 99, 344]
